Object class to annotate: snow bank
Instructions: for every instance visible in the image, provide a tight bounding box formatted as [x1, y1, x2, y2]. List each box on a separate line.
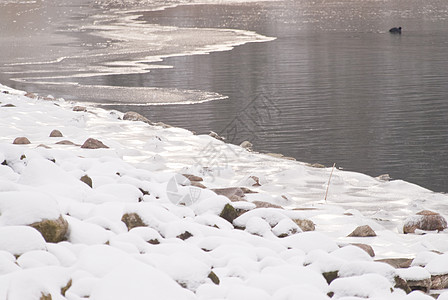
[0, 226, 46, 255]
[1, 85, 448, 299]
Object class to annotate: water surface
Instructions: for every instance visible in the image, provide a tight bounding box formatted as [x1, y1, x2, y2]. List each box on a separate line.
[1, 0, 448, 192]
[102, 0, 448, 192]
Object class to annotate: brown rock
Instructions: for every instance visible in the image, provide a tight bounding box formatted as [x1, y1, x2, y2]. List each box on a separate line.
[176, 231, 193, 240]
[154, 122, 172, 128]
[212, 187, 244, 199]
[182, 174, 203, 182]
[293, 219, 316, 231]
[283, 156, 297, 161]
[376, 174, 391, 181]
[190, 181, 207, 189]
[40, 293, 52, 300]
[376, 258, 413, 268]
[123, 111, 153, 124]
[80, 175, 93, 188]
[208, 271, 220, 285]
[266, 153, 284, 159]
[403, 210, 447, 234]
[394, 276, 411, 294]
[407, 278, 431, 293]
[81, 138, 109, 149]
[49, 130, 63, 137]
[249, 175, 261, 187]
[323, 271, 339, 284]
[348, 225, 377, 237]
[230, 195, 245, 202]
[240, 141, 253, 151]
[209, 131, 225, 141]
[73, 106, 87, 112]
[240, 187, 257, 194]
[61, 279, 72, 296]
[56, 140, 79, 146]
[431, 274, 448, 290]
[121, 213, 146, 230]
[2, 103, 16, 107]
[37, 144, 52, 149]
[13, 137, 31, 144]
[220, 204, 238, 224]
[309, 163, 326, 168]
[25, 92, 37, 99]
[252, 201, 283, 209]
[351, 243, 375, 257]
[30, 215, 68, 243]
[148, 239, 160, 245]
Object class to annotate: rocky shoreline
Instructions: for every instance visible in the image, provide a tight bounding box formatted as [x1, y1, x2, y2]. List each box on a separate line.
[1, 86, 448, 299]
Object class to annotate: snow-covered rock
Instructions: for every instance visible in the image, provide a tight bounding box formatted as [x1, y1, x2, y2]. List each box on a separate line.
[0, 226, 46, 255]
[1, 84, 448, 299]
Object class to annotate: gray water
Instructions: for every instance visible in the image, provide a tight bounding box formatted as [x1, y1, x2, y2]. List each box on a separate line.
[1, 0, 448, 192]
[103, 0, 448, 193]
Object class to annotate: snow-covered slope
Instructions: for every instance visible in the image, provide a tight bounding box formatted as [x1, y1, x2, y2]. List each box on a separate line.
[0, 84, 447, 299]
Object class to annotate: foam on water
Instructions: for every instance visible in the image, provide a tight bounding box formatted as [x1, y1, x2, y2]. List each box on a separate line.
[0, 0, 275, 105]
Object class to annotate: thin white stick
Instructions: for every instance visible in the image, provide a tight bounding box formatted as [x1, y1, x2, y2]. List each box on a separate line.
[324, 163, 336, 202]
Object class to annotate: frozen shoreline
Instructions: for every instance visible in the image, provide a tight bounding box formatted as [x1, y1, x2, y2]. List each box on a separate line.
[1, 83, 448, 299]
[0, 0, 275, 105]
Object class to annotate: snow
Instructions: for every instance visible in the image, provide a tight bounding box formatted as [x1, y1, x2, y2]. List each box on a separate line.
[396, 266, 431, 281]
[282, 231, 339, 253]
[405, 291, 438, 299]
[338, 261, 396, 282]
[0, 84, 448, 299]
[272, 218, 302, 237]
[0, 191, 61, 225]
[412, 251, 441, 267]
[331, 245, 373, 262]
[0, 226, 47, 255]
[329, 274, 393, 298]
[16, 250, 60, 269]
[424, 253, 448, 276]
[89, 257, 196, 300]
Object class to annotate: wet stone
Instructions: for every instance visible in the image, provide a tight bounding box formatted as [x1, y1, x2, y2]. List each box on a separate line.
[121, 213, 146, 230]
[220, 204, 238, 224]
[49, 129, 63, 137]
[293, 219, 316, 232]
[351, 243, 375, 257]
[403, 210, 447, 234]
[123, 111, 153, 124]
[81, 138, 109, 149]
[348, 225, 376, 237]
[13, 137, 30, 145]
[80, 175, 93, 188]
[376, 258, 413, 269]
[30, 215, 68, 243]
[73, 106, 87, 112]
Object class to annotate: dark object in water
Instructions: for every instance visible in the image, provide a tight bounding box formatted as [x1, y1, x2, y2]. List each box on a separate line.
[389, 27, 402, 34]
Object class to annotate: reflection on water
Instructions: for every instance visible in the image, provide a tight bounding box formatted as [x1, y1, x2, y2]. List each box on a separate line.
[102, 0, 448, 192]
[1, 0, 448, 192]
